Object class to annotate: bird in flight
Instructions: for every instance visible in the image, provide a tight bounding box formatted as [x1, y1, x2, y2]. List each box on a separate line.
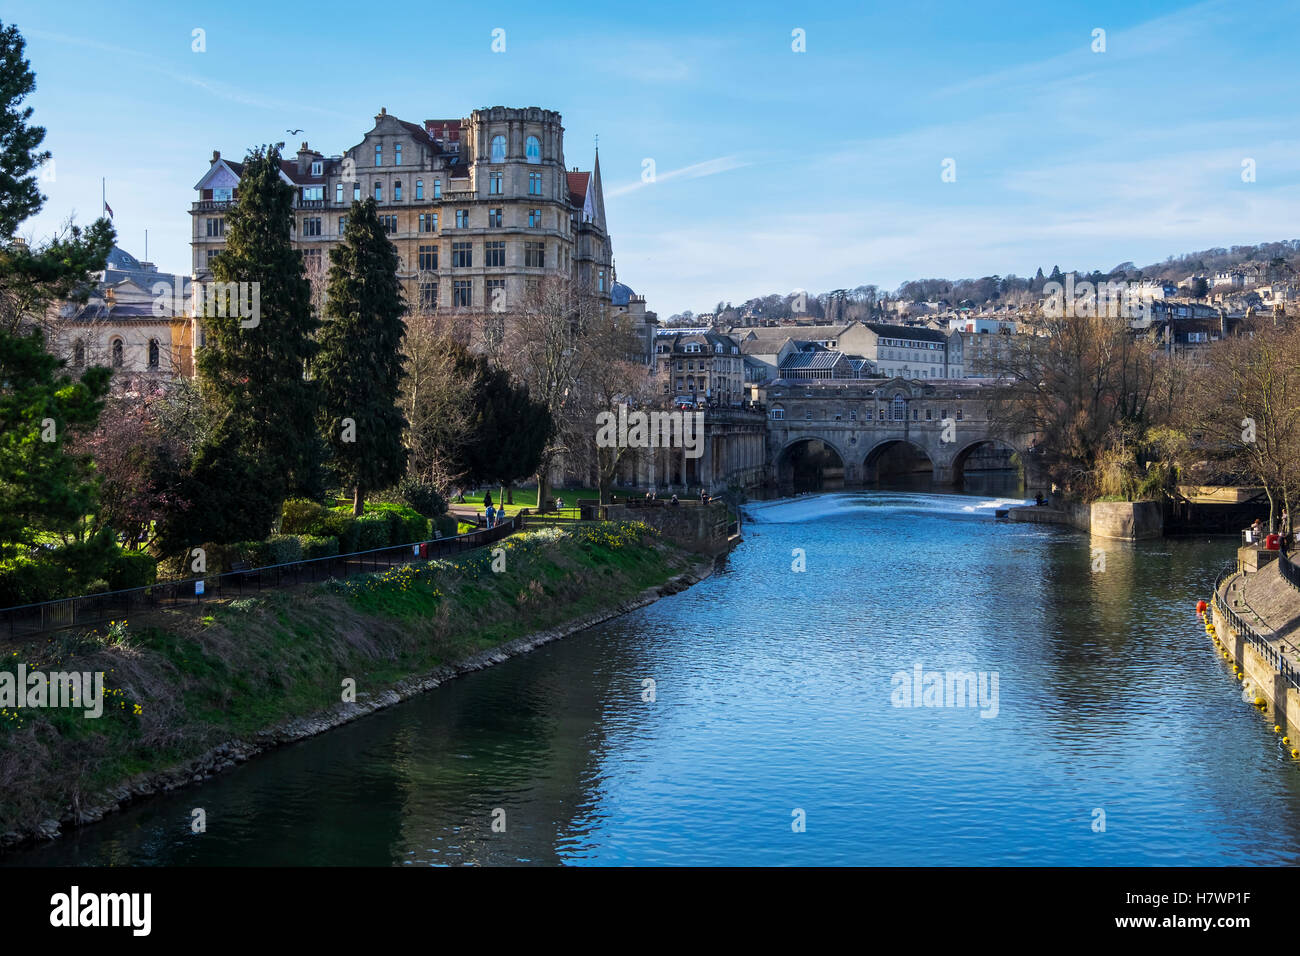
[287, 128, 304, 135]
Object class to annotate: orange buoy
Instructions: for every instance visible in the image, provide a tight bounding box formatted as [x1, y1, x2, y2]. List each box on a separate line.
[1197, 600, 1208, 617]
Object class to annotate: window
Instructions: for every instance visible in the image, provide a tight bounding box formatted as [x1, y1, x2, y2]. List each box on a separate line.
[336, 183, 343, 204]
[485, 241, 505, 267]
[528, 172, 542, 195]
[394, 181, 402, 200]
[354, 183, 361, 201]
[452, 242, 472, 268]
[148, 338, 160, 369]
[338, 216, 347, 234]
[433, 180, 441, 199]
[419, 281, 438, 311]
[598, 270, 606, 292]
[303, 186, 323, 201]
[302, 248, 321, 271]
[526, 135, 541, 163]
[419, 213, 436, 233]
[956, 408, 963, 421]
[525, 241, 544, 267]
[302, 217, 322, 236]
[394, 143, 402, 166]
[453, 279, 472, 308]
[455, 209, 469, 228]
[489, 171, 503, 195]
[416, 180, 423, 200]
[849, 410, 857, 421]
[488, 208, 503, 228]
[375, 144, 382, 166]
[310, 160, 321, 177]
[418, 244, 437, 271]
[892, 395, 906, 421]
[912, 409, 919, 421]
[490, 134, 506, 163]
[111, 339, 124, 368]
[206, 217, 225, 237]
[73, 341, 85, 367]
[380, 215, 397, 233]
[486, 278, 506, 310]
[374, 181, 383, 201]
[926, 408, 932, 420]
[529, 208, 541, 228]
[206, 249, 219, 267]
[214, 187, 232, 201]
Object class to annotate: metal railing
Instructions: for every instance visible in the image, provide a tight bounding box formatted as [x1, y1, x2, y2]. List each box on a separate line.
[1212, 562, 1300, 693]
[0, 516, 522, 641]
[1282, 553, 1300, 592]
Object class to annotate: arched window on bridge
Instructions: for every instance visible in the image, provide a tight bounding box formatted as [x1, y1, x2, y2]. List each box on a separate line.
[892, 394, 906, 421]
[769, 406, 785, 420]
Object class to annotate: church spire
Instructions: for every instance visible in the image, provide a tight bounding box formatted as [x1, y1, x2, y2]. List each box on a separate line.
[591, 143, 607, 234]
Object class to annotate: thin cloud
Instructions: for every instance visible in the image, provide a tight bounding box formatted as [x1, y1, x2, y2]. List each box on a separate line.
[607, 155, 749, 197]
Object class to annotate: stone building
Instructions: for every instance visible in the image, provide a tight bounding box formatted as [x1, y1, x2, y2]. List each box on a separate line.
[727, 320, 963, 382]
[48, 245, 193, 380]
[653, 328, 746, 406]
[191, 106, 613, 321]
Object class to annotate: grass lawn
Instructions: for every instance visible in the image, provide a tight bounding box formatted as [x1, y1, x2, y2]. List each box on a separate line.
[456, 486, 640, 517]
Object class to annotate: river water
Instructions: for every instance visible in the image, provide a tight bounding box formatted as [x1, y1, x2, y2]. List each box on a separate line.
[10, 485, 1300, 866]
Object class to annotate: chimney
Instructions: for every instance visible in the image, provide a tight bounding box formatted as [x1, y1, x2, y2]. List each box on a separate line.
[211, 150, 221, 164]
[297, 142, 312, 176]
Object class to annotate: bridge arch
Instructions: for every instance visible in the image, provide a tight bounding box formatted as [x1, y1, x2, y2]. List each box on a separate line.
[776, 437, 846, 492]
[862, 438, 934, 484]
[950, 437, 1028, 492]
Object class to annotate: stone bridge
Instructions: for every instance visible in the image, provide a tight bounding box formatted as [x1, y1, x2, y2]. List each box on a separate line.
[763, 378, 1042, 490]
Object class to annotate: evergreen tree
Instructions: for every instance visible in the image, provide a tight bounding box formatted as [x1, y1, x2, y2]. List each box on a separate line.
[0, 19, 116, 601]
[192, 143, 319, 539]
[316, 197, 408, 514]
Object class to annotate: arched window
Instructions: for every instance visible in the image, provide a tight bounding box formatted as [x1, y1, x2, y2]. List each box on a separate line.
[490, 134, 506, 163]
[892, 394, 906, 421]
[73, 341, 85, 367]
[111, 339, 124, 368]
[526, 135, 541, 163]
[148, 339, 160, 369]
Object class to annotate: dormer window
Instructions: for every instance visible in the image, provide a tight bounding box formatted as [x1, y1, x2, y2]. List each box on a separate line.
[311, 160, 322, 177]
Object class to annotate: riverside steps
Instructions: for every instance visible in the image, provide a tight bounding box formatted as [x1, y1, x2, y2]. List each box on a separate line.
[1209, 543, 1300, 746]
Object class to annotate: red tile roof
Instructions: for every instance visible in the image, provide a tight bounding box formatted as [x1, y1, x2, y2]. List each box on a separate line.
[567, 171, 590, 208]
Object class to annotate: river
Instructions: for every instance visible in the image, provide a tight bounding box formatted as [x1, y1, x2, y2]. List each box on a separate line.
[9, 485, 1300, 866]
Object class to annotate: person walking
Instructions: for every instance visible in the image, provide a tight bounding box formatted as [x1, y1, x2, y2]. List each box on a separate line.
[485, 503, 496, 528]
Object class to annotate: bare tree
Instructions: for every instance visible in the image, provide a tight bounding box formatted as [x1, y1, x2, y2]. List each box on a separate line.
[1182, 320, 1300, 530]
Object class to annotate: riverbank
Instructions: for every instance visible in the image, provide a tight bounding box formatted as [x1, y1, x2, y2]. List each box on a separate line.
[0, 522, 713, 851]
[1211, 556, 1300, 743]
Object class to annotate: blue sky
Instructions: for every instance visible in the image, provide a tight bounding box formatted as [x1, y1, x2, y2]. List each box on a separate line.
[10, 0, 1300, 315]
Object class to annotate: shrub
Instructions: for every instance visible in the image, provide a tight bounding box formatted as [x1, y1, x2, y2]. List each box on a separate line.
[434, 515, 460, 539]
[355, 514, 391, 551]
[263, 535, 302, 566]
[281, 498, 331, 535]
[397, 477, 448, 518]
[0, 557, 72, 607]
[106, 550, 157, 590]
[319, 512, 359, 554]
[298, 535, 339, 560]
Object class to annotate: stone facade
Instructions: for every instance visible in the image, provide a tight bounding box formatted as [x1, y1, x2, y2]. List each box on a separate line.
[191, 106, 612, 322]
[761, 378, 1037, 489]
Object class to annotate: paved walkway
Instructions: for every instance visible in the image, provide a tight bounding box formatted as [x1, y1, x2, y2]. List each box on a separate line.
[1220, 556, 1300, 663]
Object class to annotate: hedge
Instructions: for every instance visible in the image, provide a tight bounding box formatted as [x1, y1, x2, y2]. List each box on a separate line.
[106, 550, 158, 590]
[298, 535, 339, 560]
[354, 514, 391, 552]
[281, 498, 331, 535]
